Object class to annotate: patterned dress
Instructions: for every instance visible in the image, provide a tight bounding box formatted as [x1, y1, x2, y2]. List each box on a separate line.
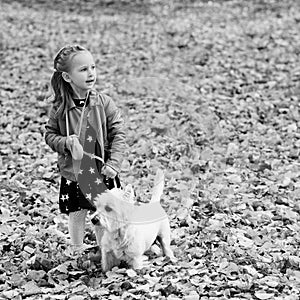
[58, 98, 120, 215]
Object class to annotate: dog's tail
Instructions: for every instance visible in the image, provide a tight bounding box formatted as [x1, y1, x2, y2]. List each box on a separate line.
[150, 169, 164, 203]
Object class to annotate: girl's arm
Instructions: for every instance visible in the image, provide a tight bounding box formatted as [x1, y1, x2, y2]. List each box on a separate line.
[45, 106, 68, 155]
[104, 96, 127, 173]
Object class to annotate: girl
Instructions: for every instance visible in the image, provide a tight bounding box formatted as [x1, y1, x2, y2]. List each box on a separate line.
[45, 44, 126, 255]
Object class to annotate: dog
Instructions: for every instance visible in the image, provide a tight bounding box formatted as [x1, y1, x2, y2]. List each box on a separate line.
[92, 169, 175, 271]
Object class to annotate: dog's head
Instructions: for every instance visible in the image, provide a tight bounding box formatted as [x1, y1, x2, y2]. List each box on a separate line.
[94, 187, 134, 232]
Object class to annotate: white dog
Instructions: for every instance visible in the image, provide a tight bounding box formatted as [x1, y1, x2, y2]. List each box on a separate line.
[93, 170, 175, 271]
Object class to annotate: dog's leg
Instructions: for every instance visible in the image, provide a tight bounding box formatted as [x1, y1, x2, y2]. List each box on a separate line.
[87, 225, 104, 263]
[101, 249, 120, 272]
[94, 225, 105, 247]
[157, 223, 175, 259]
[156, 235, 174, 258]
[131, 255, 149, 269]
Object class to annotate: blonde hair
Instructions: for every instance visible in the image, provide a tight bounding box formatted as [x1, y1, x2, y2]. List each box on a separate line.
[50, 44, 87, 116]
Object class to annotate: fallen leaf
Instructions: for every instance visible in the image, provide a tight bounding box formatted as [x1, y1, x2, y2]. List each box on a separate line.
[22, 281, 42, 296]
[126, 269, 137, 278]
[255, 291, 275, 300]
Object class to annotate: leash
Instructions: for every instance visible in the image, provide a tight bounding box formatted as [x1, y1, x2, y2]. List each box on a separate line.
[82, 150, 105, 164]
[65, 91, 89, 139]
[66, 92, 117, 187]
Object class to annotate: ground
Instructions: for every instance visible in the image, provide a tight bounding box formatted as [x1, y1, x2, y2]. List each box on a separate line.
[1, 0, 300, 299]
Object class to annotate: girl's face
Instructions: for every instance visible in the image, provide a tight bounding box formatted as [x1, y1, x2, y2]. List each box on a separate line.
[64, 51, 97, 98]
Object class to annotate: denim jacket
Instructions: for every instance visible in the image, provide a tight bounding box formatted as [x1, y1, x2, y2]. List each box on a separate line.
[45, 91, 126, 181]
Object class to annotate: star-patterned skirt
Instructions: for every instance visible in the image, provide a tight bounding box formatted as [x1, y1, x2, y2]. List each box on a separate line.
[58, 120, 121, 215]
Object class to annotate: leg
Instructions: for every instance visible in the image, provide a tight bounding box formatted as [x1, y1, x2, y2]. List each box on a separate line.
[131, 255, 150, 269]
[94, 224, 105, 246]
[91, 224, 105, 262]
[101, 249, 120, 272]
[157, 222, 175, 259]
[68, 209, 88, 253]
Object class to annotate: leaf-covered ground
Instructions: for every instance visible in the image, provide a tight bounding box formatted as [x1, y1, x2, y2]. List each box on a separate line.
[1, 0, 300, 299]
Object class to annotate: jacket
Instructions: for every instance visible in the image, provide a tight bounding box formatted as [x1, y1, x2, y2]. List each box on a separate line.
[45, 91, 126, 181]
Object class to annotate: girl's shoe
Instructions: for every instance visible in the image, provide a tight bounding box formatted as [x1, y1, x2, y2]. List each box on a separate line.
[64, 244, 93, 257]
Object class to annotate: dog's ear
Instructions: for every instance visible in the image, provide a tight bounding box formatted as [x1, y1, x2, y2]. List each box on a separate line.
[95, 191, 116, 209]
[123, 184, 135, 203]
[107, 186, 135, 204]
[109, 188, 124, 200]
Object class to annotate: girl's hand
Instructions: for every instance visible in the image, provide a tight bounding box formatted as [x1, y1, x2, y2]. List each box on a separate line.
[65, 135, 83, 160]
[65, 135, 76, 151]
[101, 165, 117, 179]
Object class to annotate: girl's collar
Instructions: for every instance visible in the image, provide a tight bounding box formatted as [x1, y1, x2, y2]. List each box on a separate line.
[68, 90, 91, 110]
[67, 90, 99, 110]
[73, 98, 87, 107]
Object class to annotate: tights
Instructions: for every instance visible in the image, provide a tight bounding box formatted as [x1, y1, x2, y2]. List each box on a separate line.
[68, 209, 104, 253]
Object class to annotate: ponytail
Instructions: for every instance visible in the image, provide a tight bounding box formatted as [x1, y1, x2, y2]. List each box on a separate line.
[50, 44, 86, 117]
[50, 71, 73, 117]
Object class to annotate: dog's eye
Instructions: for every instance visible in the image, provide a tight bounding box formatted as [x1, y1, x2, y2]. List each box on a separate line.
[104, 205, 113, 212]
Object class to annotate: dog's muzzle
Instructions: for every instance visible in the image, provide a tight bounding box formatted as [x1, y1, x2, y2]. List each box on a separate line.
[91, 214, 101, 226]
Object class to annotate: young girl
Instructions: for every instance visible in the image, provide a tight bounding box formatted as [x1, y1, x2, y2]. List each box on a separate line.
[45, 44, 126, 255]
